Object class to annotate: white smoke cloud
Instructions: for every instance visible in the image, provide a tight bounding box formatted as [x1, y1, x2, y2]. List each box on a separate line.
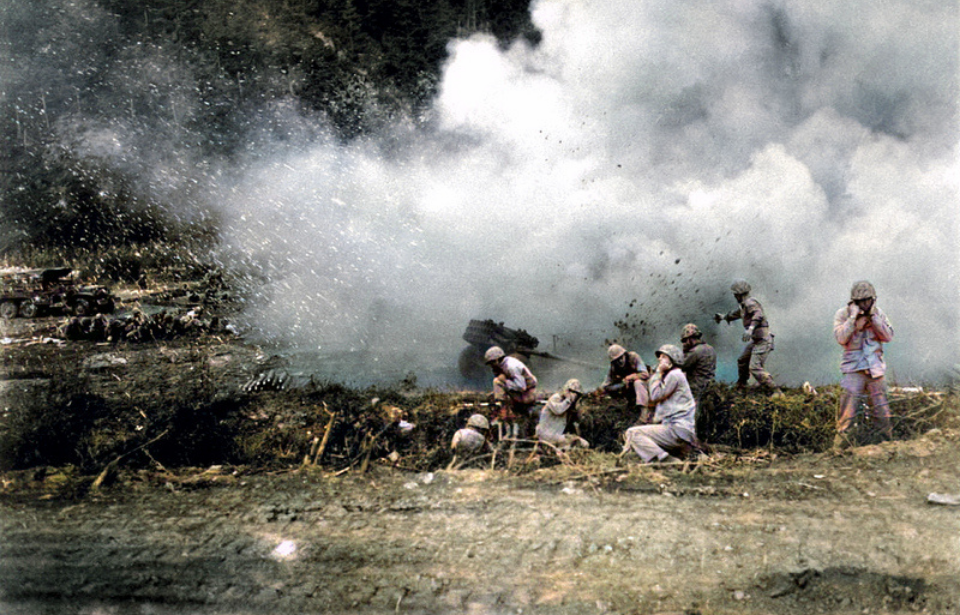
[211, 0, 959, 387]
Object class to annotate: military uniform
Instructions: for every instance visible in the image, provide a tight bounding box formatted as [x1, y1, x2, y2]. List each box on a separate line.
[536, 379, 588, 449]
[484, 346, 538, 431]
[720, 281, 776, 390]
[680, 324, 716, 402]
[451, 427, 487, 454]
[624, 345, 697, 462]
[833, 281, 894, 441]
[601, 344, 650, 407]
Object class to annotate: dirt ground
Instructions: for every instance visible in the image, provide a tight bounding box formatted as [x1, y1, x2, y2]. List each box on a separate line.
[0, 439, 958, 615]
[2, 310, 959, 615]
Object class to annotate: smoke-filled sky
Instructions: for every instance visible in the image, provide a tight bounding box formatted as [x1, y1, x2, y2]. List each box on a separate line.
[6, 0, 960, 388]
[217, 0, 959, 387]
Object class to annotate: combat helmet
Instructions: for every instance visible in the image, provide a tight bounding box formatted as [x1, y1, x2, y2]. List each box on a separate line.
[655, 344, 684, 366]
[607, 344, 627, 361]
[850, 280, 876, 301]
[483, 346, 506, 364]
[466, 414, 490, 430]
[681, 323, 702, 340]
[730, 279, 751, 295]
[563, 378, 583, 395]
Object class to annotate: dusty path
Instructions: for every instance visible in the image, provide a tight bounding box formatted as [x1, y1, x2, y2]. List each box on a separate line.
[1, 437, 958, 615]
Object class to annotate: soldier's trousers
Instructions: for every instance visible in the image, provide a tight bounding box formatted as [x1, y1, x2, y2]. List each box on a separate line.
[837, 370, 891, 437]
[737, 338, 775, 388]
[623, 424, 689, 462]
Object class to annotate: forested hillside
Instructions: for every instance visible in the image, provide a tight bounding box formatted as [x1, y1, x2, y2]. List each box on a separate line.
[0, 0, 536, 255]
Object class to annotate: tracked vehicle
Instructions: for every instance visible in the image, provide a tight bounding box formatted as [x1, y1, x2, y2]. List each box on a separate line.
[458, 319, 600, 382]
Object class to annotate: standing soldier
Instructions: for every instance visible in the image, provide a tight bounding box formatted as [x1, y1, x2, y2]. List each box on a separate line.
[598, 344, 650, 415]
[715, 279, 778, 393]
[484, 346, 538, 438]
[679, 323, 716, 404]
[833, 281, 894, 448]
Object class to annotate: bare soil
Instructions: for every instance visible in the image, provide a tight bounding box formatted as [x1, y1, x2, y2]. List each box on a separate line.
[1, 311, 959, 615]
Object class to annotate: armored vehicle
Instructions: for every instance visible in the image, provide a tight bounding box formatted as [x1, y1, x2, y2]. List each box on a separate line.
[0, 267, 115, 318]
[458, 319, 600, 382]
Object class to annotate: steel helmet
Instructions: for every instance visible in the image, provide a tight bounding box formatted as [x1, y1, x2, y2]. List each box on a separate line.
[655, 344, 683, 366]
[466, 414, 490, 430]
[730, 279, 751, 295]
[607, 344, 627, 361]
[483, 346, 505, 363]
[850, 280, 876, 301]
[563, 378, 583, 395]
[681, 323, 702, 340]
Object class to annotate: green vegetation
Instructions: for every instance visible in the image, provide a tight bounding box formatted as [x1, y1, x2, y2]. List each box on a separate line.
[2, 339, 955, 476]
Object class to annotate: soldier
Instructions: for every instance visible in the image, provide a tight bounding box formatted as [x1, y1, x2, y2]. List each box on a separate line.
[832, 281, 894, 447]
[536, 379, 589, 450]
[90, 313, 109, 341]
[484, 346, 538, 438]
[622, 344, 697, 463]
[59, 316, 85, 340]
[451, 414, 491, 455]
[679, 323, 716, 403]
[715, 279, 778, 392]
[599, 344, 650, 413]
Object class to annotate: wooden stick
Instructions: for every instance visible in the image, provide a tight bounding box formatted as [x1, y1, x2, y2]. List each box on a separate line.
[359, 432, 377, 474]
[312, 406, 337, 465]
[91, 429, 170, 491]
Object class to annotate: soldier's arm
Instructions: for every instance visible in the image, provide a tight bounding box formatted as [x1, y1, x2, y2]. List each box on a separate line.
[870, 308, 894, 342]
[833, 306, 857, 345]
[548, 395, 573, 416]
[502, 362, 527, 392]
[647, 372, 678, 405]
[724, 307, 742, 323]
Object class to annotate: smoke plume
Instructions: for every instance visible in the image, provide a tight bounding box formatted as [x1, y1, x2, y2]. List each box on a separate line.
[5, 0, 959, 388]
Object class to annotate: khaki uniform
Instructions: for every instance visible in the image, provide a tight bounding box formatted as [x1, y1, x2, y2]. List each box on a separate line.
[833, 303, 894, 436]
[451, 427, 487, 454]
[724, 297, 776, 389]
[601, 350, 650, 407]
[680, 341, 716, 402]
[491, 355, 538, 422]
[624, 368, 697, 462]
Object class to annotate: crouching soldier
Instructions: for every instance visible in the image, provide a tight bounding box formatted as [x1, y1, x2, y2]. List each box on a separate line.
[599, 344, 650, 414]
[622, 344, 697, 463]
[484, 346, 538, 438]
[536, 379, 590, 451]
[451, 413, 491, 456]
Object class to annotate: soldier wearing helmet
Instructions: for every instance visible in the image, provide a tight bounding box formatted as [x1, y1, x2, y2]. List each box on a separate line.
[483, 345, 538, 437]
[832, 280, 894, 447]
[622, 344, 698, 463]
[714, 279, 778, 392]
[679, 323, 716, 404]
[598, 343, 650, 409]
[451, 413, 491, 456]
[536, 379, 589, 450]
